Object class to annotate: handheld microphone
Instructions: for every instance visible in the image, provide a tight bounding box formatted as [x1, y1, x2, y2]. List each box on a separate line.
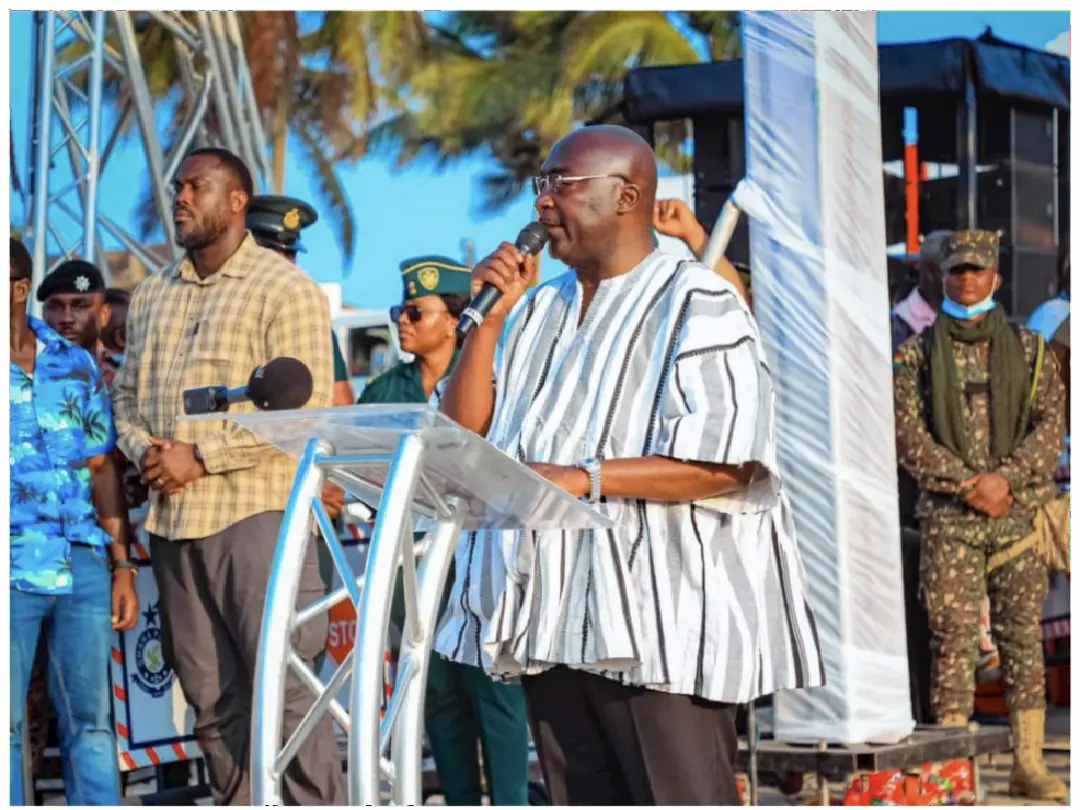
[457, 222, 550, 339]
[183, 357, 314, 415]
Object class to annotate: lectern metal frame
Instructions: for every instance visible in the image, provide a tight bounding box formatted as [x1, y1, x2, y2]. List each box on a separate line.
[250, 432, 463, 806]
[222, 404, 614, 807]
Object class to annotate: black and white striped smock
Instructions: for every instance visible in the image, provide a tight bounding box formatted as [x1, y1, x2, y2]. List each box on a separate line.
[433, 250, 825, 703]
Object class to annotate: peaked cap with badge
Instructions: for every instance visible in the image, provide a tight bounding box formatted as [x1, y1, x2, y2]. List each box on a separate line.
[940, 229, 1001, 273]
[36, 259, 106, 302]
[400, 255, 473, 300]
[247, 194, 318, 254]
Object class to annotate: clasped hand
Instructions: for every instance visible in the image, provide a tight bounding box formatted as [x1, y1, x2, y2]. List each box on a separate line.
[141, 438, 204, 495]
[959, 472, 1013, 518]
[140, 438, 347, 518]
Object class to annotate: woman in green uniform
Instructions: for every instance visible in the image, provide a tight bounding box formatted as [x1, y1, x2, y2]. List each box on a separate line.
[358, 256, 530, 807]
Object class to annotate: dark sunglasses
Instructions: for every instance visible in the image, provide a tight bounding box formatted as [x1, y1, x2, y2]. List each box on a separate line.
[391, 304, 446, 324]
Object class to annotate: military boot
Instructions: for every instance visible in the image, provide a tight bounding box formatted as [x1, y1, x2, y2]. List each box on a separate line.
[1008, 708, 1068, 800]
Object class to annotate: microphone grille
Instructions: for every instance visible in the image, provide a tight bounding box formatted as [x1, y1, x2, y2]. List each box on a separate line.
[516, 221, 549, 255]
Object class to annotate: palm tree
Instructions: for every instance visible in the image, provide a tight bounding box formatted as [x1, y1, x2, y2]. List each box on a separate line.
[371, 11, 740, 214]
[61, 11, 427, 261]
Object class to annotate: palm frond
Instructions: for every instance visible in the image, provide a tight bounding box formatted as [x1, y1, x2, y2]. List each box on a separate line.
[293, 119, 356, 265]
[685, 11, 742, 59]
[561, 11, 701, 85]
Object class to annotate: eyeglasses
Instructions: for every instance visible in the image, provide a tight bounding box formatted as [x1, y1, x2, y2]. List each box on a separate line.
[531, 174, 624, 196]
[391, 304, 446, 324]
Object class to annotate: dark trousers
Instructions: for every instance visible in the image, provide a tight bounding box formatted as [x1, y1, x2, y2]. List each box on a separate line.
[150, 512, 346, 806]
[523, 666, 739, 806]
[425, 655, 530, 806]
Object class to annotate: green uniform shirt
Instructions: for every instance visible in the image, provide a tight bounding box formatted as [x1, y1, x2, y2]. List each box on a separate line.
[356, 352, 459, 406]
[357, 355, 459, 618]
[331, 331, 349, 383]
[357, 360, 429, 405]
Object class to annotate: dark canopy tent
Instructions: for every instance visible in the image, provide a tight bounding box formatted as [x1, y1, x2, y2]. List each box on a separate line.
[624, 33, 1069, 139]
[620, 30, 1070, 317]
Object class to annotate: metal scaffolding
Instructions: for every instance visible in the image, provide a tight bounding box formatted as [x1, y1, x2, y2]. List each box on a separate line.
[20, 11, 275, 312]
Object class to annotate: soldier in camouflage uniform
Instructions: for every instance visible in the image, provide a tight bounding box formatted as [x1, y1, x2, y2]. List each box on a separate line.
[893, 230, 1067, 801]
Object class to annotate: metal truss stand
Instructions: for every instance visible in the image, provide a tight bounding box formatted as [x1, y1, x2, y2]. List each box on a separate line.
[234, 404, 614, 807]
[251, 436, 463, 806]
[21, 11, 274, 313]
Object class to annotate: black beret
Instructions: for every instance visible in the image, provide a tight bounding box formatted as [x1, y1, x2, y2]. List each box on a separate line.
[37, 259, 106, 302]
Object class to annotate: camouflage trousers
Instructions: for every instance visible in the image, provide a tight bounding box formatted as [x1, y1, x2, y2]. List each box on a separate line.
[920, 528, 1048, 719]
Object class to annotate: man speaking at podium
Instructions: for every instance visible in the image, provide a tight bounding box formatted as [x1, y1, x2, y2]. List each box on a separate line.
[436, 125, 824, 805]
[113, 148, 345, 805]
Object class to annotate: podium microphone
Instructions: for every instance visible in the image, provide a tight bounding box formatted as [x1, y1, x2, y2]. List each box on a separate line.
[457, 222, 549, 339]
[183, 357, 314, 415]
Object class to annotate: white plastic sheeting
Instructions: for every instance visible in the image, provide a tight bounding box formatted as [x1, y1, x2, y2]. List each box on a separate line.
[740, 11, 915, 744]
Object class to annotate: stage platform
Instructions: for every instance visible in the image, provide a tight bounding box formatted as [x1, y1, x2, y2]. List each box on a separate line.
[35, 707, 1070, 805]
[740, 723, 1011, 804]
[735, 709, 1070, 807]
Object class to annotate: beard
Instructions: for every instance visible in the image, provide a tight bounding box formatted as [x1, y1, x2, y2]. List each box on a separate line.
[76, 323, 101, 352]
[176, 208, 230, 251]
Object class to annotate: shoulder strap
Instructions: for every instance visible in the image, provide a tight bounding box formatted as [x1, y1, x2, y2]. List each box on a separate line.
[1009, 322, 1044, 407]
[1030, 333, 1045, 407]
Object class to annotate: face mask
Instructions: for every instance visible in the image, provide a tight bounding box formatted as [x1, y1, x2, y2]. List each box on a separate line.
[941, 289, 997, 320]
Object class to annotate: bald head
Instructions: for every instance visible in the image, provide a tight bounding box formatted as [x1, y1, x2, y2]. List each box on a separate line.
[553, 125, 658, 204]
[536, 125, 659, 273]
[920, 230, 952, 266]
[917, 229, 952, 309]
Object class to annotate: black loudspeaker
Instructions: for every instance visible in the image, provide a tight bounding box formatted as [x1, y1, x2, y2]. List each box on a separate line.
[692, 116, 750, 266]
[998, 248, 1060, 322]
[980, 107, 1061, 318]
[912, 103, 1065, 320]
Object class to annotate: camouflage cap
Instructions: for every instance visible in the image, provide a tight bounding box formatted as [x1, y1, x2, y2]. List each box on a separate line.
[940, 229, 1000, 273]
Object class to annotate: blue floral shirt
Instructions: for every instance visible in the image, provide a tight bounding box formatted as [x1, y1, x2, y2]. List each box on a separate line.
[10, 317, 117, 595]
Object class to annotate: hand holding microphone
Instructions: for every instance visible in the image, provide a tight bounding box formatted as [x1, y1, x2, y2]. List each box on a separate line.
[457, 222, 549, 339]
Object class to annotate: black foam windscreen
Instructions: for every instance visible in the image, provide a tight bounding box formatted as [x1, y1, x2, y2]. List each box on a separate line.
[247, 357, 313, 410]
[516, 221, 549, 256]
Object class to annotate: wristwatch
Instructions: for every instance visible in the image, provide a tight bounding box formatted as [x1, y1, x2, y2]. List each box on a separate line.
[112, 559, 139, 577]
[580, 457, 602, 504]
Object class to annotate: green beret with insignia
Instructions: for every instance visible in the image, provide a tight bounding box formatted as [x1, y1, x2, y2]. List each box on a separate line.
[399, 255, 472, 300]
[247, 195, 318, 255]
[940, 229, 1001, 273]
[37, 259, 106, 302]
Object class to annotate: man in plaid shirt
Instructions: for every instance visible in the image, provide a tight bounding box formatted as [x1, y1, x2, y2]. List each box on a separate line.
[113, 148, 344, 805]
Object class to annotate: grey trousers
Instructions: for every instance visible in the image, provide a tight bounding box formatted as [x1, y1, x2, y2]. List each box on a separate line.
[150, 511, 346, 806]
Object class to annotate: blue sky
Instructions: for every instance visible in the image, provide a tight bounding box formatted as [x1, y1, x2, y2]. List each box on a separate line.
[8, 11, 1070, 310]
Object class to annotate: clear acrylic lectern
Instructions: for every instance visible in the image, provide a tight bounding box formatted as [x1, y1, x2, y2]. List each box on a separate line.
[191, 405, 614, 806]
